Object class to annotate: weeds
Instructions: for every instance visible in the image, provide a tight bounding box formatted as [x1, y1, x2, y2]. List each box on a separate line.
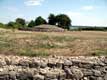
[91, 50, 107, 56]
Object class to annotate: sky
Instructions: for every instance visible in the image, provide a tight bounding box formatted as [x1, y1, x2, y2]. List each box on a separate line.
[0, 0, 107, 26]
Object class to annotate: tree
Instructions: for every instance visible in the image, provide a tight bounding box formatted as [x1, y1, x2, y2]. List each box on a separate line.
[28, 20, 35, 28]
[56, 14, 71, 30]
[35, 16, 47, 26]
[48, 14, 56, 25]
[16, 18, 26, 27]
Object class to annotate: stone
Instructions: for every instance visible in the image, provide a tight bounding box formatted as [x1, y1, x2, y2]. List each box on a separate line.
[82, 69, 93, 76]
[5, 58, 11, 65]
[40, 61, 47, 68]
[33, 74, 44, 80]
[93, 70, 101, 77]
[32, 61, 41, 68]
[89, 76, 97, 80]
[45, 68, 63, 80]
[64, 67, 73, 79]
[0, 71, 9, 80]
[47, 62, 56, 68]
[0, 60, 6, 67]
[64, 60, 72, 67]
[39, 68, 47, 75]
[104, 74, 107, 80]
[79, 63, 94, 69]
[18, 60, 29, 67]
[58, 71, 66, 80]
[45, 72, 57, 80]
[9, 71, 17, 80]
[56, 62, 63, 69]
[97, 77, 104, 80]
[16, 71, 33, 80]
[83, 77, 89, 80]
[0, 55, 106, 80]
[71, 67, 83, 79]
[0, 68, 3, 72]
[104, 58, 107, 64]
[101, 67, 107, 73]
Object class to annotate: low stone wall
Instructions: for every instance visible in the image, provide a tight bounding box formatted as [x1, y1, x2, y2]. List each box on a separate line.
[0, 55, 107, 80]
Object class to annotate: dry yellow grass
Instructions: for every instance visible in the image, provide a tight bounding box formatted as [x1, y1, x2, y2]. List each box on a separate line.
[0, 28, 107, 56]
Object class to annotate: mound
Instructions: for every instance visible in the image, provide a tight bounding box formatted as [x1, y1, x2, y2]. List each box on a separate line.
[19, 24, 65, 32]
[33, 24, 65, 32]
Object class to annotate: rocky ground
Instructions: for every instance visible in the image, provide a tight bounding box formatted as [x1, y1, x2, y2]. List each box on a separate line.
[0, 55, 107, 80]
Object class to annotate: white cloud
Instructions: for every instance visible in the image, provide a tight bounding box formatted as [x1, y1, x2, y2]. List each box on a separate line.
[81, 6, 94, 11]
[24, 0, 45, 6]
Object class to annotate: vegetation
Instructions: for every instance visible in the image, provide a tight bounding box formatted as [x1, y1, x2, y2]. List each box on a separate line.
[7, 22, 21, 29]
[0, 29, 76, 56]
[0, 13, 107, 32]
[35, 16, 47, 26]
[0, 29, 107, 56]
[0, 23, 5, 28]
[16, 18, 26, 27]
[56, 14, 71, 30]
[48, 14, 56, 25]
[28, 20, 35, 28]
[0, 13, 107, 57]
[0, 13, 107, 31]
[70, 26, 107, 31]
[0, 13, 73, 30]
[48, 14, 72, 30]
[91, 50, 107, 56]
[78, 27, 107, 31]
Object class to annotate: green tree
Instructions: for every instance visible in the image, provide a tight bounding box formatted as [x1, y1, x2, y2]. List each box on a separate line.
[48, 14, 56, 25]
[35, 16, 47, 26]
[56, 14, 71, 30]
[16, 18, 26, 27]
[28, 20, 35, 28]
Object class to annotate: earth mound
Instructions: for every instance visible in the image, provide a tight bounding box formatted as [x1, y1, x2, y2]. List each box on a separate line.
[19, 24, 65, 32]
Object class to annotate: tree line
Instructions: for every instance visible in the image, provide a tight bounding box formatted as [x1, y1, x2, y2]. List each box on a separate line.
[0, 14, 72, 30]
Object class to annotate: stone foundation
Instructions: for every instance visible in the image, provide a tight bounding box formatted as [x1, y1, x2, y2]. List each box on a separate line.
[0, 55, 107, 80]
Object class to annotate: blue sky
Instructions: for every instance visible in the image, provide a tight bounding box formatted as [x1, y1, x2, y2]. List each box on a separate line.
[0, 0, 107, 26]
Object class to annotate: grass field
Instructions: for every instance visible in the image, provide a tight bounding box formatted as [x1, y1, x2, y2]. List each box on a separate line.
[0, 28, 107, 56]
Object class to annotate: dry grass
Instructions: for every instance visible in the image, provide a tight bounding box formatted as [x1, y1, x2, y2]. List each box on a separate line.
[0, 28, 107, 56]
